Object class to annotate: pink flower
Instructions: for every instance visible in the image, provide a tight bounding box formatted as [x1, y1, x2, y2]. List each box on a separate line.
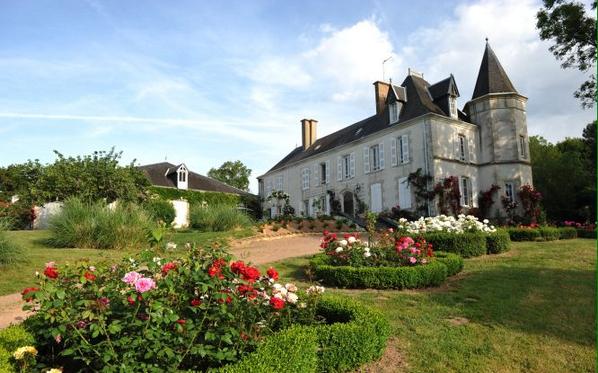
[122, 271, 142, 285]
[134, 277, 156, 293]
[409, 257, 417, 264]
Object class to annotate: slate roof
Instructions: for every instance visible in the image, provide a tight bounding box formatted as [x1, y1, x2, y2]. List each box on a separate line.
[428, 74, 460, 99]
[472, 42, 517, 99]
[265, 74, 470, 175]
[138, 162, 251, 196]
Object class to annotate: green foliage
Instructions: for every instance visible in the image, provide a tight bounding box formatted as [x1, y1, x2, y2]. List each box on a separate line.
[207, 160, 252, 191]
[47, 198, 154, 250]
[576, 228, 597, 238]
[0, 220, 22, 265]
[558, 227, 578, 239]
[434, 252, 465, 276]
[144, 199, 176, 225]
[0, 324, 35, 373]
[0, 160, 44, 202]
[485, 229, 512, 254]
[311, 254, 452, 289]
[507, 228, 542, 241]
[418, 232, 487, 258]
[0, 200, 34, 230]
[539, 226, 560, 241]
[536, 0, 596, 107]
[190, 204, 253, 232]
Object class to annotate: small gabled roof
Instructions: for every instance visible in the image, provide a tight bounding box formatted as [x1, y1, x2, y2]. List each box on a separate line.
[428, 74, 460, 99]
[472, 42, 517, 99]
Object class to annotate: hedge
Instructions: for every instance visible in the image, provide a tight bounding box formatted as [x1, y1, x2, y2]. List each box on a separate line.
[558, 227, 577, 239]
[144, 199, 176, 225]
[0, 324, 35, 372]
[435, 251, 464, 276]
[214, 296, 388, 372]
[310, 253, 464, 289]
[416, 232, 486, 258]
[486, 230, 511, 254]
[577, 229, 597, 239]
[538, 227, 560, 241]
[507, 228, 542, 241]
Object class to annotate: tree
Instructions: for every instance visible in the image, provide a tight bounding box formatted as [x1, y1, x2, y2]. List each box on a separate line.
[536, 0, 597, 108]
[207, 160, 251, 191]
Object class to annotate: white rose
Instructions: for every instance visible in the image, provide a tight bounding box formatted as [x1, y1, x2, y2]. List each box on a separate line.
[286, 292, 298, 304]
[335, 247, 343, 253]
[364, 252, 371, 258]
[339, 239, 348, 246]
[347, 236, 356, 244]
[285, 283, 298, 292]
[273, 293, 284, 300]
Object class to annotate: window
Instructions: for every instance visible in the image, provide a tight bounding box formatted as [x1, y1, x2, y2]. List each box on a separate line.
[275, 175, 283, 191]
[460, 176, 470, 206]
[519, 135, 527, 158]
[389, 102, 399, 123]
[320, 163, 327, 184]
[342, 155, 351, 179]
[458, 134, 467, 161]
[505, 182, 514, 203]
[301, 168, 310, 191]
[370, 145, 380, 171]
[178, 172, 186, 182]
[449, 96, 458, 118]
[303, 200, 309, 216]
[398, 135, 409, 164]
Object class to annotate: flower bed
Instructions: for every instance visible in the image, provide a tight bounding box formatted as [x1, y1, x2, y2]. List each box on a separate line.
[396, 214, 496, 234]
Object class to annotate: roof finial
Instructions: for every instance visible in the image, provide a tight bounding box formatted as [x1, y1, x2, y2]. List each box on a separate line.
[485, 37, 489, 43]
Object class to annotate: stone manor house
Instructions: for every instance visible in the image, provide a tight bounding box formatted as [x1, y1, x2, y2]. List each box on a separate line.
[258, 42, 533, 218]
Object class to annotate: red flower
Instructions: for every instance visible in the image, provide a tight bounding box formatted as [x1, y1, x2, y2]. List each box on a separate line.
[230, 260, 246, 274]
[84, 271, 96, 281]
[237, 284, 257, 299]
[21, 287, 39, 302]
[208, 265, 224, 279]
[161, 262, 177, 275]
[190, 298, 202, 307]
[176, 319, 186, 325]
[241, 266, 261, 283]
[323, 230, 329, 236]
[240, 332, 250, 341]
[44, 266, 59, 279]
[127, 296, 136, 305]
[270, 296, 285, 310]
[266, 267, 279, 281]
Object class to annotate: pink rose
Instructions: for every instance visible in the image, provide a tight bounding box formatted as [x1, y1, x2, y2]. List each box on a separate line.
[409, 257, 417, 264]
[122, 271, 142, 285]
[134, 277, 156, 293]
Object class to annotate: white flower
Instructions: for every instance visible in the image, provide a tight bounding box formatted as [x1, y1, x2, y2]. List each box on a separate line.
[273, 293, 284, 300]
[339, 239, 348, 246]
[307, 285, 325, 295]
[285, 283, 298, 292]
[364, 252, 371, 258]
[286, 292, 298, 304]
[166, 242, 177, 250]
[335, 247, 343, 253]
[347, 236, 356, 244]
[298, 302, 307, 309]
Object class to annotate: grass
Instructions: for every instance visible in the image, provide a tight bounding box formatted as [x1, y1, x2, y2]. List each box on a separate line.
[268, 239, 596, 373]
[0, 228, 254, 296]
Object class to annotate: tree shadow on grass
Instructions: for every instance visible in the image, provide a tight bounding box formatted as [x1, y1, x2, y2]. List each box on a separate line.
[426, 265, 596, 346]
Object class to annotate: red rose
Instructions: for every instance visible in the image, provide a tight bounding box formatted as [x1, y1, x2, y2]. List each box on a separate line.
[266, 267, 279, 281]
[161, 262, 177, 275]
[323, 230, 329, 236]
[127, 296, 136, 305]
[208, 265, 224, 279]
[237, 284, 257, 299]
[230, 260, 246, 274]
[190, 298, 202, 307]
[270, 296, 285, 310]
[176, 319, 186, 325]
[84, 271, 96, 281]
[21, 287, 39, 302]
[44, 266, 59, 279]
[241, 266, 260, 282]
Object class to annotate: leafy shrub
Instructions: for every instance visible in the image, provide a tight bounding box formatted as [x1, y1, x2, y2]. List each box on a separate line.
[507, 228, 542, 241]
[486, 229, 511, 254]
[0, 324, 35, 372]
[144, 199, 176, 225]
[0, 220, 21, 265]
[434, 252, 464, 276]
[577, 228, 596, 239]
[558, 227, 577, 239]
[47, 198, 154, 250]
[190, 204, 253, 232]
[418, 232, 487, 258]
[24, 247, 324, 371]
[539, 226, 560, 241]
[0, 201, 34, 230]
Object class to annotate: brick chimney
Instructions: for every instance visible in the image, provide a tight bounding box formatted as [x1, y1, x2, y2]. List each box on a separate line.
[373, 81, 391, 116]
[301, 119, 317, 150]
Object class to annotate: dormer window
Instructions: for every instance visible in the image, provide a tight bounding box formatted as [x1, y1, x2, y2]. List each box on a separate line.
[176, 165, 189, 190]
[449, 96, 458, 119]
[389, 101, 401, 123]
[178, 171, 186, 182]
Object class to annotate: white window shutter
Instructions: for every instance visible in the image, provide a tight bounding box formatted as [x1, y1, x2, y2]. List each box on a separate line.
[468, 138, 474, 163]
[337, 157, 342, 181]
[350, 153, 355, 178]
[306, 168, 310, 189]
[379, 143, 385, 169]
[454, 134, 460, 160]
[398, 177, 411, 208]
[363, 147, 370, 174]
[390, 138, 397, 166]
[471, 177, 478, 207]
[313, 164, 319, 186]
[402, 135, 410, 163]
[325, 160, 330, 184]
[459, 177, 465, 206]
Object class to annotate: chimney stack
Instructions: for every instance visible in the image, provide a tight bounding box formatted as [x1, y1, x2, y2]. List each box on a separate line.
[373, 81, 390, 116]
[301, 118, 318, 150]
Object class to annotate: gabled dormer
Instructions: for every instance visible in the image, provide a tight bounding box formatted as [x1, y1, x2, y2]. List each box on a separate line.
[386, 84, 407, 124]
[165, 163, 189, 190]
[428, 74, 460, 119]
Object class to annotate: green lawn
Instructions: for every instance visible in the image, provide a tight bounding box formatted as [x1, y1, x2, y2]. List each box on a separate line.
[269, 239, 596, 373]
[0, 228, 254, 296]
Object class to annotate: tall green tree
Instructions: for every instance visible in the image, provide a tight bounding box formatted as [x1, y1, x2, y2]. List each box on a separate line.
[207, 160, 251, 191]
[536, 0, 597, 108]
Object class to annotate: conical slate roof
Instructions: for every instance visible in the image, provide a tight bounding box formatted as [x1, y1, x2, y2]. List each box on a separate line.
[472, 42, 517, 99]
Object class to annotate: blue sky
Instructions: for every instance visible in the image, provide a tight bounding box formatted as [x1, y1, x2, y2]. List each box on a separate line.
[0, 0, 594, 193]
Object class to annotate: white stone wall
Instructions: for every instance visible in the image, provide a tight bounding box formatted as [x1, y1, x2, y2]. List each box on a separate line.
[33, 202, 64, 230]
[171, 199, 189, 228]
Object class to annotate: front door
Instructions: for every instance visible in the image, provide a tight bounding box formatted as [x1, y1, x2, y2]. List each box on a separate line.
[343, 192, 354, 216]
[370, 183, 382, 213]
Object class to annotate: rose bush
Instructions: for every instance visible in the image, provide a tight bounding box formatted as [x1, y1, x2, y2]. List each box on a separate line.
[395, 214, 496, 234]
[22, 246, 324, 371]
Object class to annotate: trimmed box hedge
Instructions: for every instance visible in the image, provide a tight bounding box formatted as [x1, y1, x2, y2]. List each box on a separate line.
[577, 229, 597, 239]
[416, 232, 487, 258]
[486, 230, 511, 254]
[435, 251, 464, 276]
[310, 253, 463, 289]
[0, 324, 36, 372]
[539, 227, 560, 241]
[216, 296, 389, 372]
[507, 228, 542, 241]
[558, 227, 577, 239]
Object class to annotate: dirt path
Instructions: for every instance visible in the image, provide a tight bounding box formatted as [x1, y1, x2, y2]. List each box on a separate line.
[0, 235, 323, 329]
